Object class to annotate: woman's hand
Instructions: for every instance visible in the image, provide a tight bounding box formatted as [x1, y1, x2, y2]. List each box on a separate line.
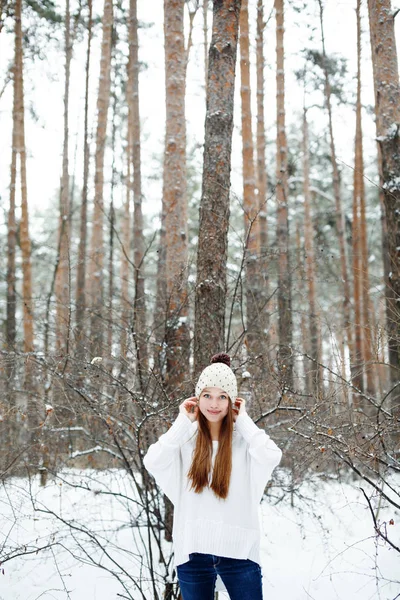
[179, 396, 199, 422]
[233, 397, 246, 422]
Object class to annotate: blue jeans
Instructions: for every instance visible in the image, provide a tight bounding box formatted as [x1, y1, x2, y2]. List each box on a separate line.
[177, 552, 263, 600]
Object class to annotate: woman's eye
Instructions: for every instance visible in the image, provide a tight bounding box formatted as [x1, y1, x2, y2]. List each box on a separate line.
[220, 396, 227, 400]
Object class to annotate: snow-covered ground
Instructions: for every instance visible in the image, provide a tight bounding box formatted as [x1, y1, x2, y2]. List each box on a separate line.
[0, 469, 398, 600]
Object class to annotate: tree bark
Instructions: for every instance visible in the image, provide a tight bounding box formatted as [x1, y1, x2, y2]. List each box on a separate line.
[75, 0, 93, 366]
[275, 0, 293, 389]
[194, 0, 242, 374]
[56, 0, 71, 359]
[163, 0, 190, 397]
[303, 108, 322, 393]
[129, 0, 148, 389]
[239, 0, 262, 358]
[256, 0, 270, 354]
[88, 0, 113, 358]
[354, 0, 376, 403]
[367, 0, 400, 381]
[120, 127, 131, 361]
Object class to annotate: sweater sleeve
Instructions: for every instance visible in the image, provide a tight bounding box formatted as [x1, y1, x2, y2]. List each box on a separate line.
[235, 412, 282, 502]
[143, 412, 194, 505]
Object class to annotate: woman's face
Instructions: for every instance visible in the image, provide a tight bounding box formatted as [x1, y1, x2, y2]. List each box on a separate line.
[198, 387, 230, 422]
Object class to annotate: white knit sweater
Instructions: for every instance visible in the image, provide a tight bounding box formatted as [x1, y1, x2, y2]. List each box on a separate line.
[143, 411, 282, 582]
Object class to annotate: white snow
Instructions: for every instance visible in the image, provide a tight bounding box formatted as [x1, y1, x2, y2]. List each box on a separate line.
[0, 469, 398, 600]
[90, 357, 103, 365]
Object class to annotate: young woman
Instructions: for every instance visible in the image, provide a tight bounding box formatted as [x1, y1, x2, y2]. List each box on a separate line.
[143, 353, 282, 600]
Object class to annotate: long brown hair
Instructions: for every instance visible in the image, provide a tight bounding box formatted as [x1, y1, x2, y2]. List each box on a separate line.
[187, 401, 233, 499]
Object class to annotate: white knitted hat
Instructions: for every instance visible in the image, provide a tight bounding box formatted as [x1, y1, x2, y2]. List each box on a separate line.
[195, 354, 237, 402]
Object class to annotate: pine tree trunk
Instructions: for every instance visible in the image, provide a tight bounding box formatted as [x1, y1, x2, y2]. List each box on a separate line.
[13, 0, 37, 450]
[239, 0, 262, 359]
[88, 0, 113, 358]
[163, 0, 190, 399]
[303, 109, 322, 393]
[367, 0, 400, 382]
[7, 45, 18, 360]
[353, 0, 375, 404]
[153, 208, 167, 376]
[318, 0, 354, 388]
[129, 0, 148, 389]
[108, 91, 118, 365]
[194, 0, 242, 374]
[56, 0, 71, 359]
[120, 139, 131, 361]
[75, 0, 92, 366]
[14, 0, 34, 357]
[256, 0, 270, 357]
[275, 0, 293, 389]
[5, 8, 18, 447]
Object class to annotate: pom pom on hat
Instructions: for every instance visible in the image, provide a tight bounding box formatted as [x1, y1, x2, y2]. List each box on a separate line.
[195, 353, 237, 402]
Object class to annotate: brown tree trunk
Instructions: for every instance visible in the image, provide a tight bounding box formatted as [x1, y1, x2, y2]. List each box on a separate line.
[108, 91, 118, 364]
[13, 0, 36, 448]
[75, 0, 93, 366]
[194, 0, 242, 374]
[14, 0, 34, 374]
[295, 222, 311, 392]
[129, 0, 148, 390]
[88, 0, 113, 358]
[353, 0, 375, 404]
[163, 0, 190, 400]
[7, 42, 18, 360]
[239, 0, 262, 358]
[256, 0, 270, 357]
[275, 0, 293, 389]
[120, 134, 131, 361]
[5, 3, 18, 447]
[303, 108, 322, 393]
[153, 209, 167, 376]
[318, 0, 354, 388]
[367, 0, 400, 383]
[56, 0, 71, 360]
[358, 10, 375, 398]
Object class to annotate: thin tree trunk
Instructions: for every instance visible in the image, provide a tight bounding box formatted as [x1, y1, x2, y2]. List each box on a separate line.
[7, 53, 17, 360]
[88, 0, 113, 358]
[108, 92, 118, 363]
[256, 0, 270, 356]
[239, 0, 261, 358]
[5, 7, 18, 451]
[303, 108, 322, 393]
[295, 222, 311, 393]
[194, 0, 242, 374]
[75, 0, 93, 366]
[353, 0, 373, 404]
[318, 0, 354, 387]
[56, 0, 71, 360]
[13, 0, 36, 448]
[129, 0, 148, 389]
[275, 0, 293, 389]
[153, 209, 167, 376]
[367, 0, 400, 384]
[14, 0, 34, 355]
[120, 130, 131, 361]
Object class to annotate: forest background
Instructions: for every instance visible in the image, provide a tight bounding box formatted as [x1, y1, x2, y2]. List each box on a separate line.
[0, 0, 399, 598]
